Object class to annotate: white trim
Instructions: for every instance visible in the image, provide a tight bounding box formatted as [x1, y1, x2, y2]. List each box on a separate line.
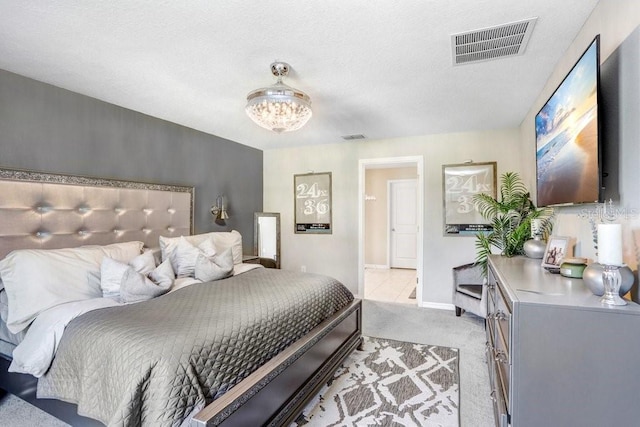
[420, 302, 456, 311]
[364, 264, 389, 269]
[358, 156, 424, 304]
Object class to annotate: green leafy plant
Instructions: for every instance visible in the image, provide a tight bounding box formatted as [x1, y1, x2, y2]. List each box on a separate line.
[473, 172, 553, 276]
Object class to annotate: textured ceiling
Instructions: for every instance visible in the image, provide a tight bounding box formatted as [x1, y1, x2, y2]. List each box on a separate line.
[0, 1, 600, 150]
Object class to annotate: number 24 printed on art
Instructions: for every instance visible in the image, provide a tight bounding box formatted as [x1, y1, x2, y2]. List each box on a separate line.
[294, 172, 332, 234]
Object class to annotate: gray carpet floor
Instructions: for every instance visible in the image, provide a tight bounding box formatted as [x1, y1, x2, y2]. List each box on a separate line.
[0, 300, 493, 426]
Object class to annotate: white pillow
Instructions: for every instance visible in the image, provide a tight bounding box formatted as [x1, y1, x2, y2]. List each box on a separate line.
[100, 257, 131, 300]
[173, 237, 201, 277]
[160, 230, 243, 267]
[129, 250, 157, 275]
[0, 241, 143, 334]
[194, 248, 234, 282]
[198, 238, 217, 258]
[211, 231, 243, 265]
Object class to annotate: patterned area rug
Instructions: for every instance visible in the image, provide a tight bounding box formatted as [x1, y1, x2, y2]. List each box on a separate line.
[293, 336, 459, 427]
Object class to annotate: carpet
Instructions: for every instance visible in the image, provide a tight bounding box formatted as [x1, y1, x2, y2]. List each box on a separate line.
[293, 336, 459, 427]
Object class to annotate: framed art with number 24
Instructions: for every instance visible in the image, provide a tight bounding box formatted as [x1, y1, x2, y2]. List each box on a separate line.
[294, 172, 332, 234]
[442, 162, 497, 236]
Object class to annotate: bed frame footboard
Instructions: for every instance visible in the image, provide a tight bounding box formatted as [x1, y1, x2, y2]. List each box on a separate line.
[191, 299, 363, 427]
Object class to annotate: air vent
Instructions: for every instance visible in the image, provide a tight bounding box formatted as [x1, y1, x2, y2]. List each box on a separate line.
[341, 134, 366, 140]
[452, 18, 537, 65]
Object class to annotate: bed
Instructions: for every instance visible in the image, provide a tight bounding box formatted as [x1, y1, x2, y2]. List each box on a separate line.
[0, 168, 362, 426]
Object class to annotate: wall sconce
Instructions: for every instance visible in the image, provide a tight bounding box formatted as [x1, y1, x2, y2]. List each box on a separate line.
[210, 195, 229, 222]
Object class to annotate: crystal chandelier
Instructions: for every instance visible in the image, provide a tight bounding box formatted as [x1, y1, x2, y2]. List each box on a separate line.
[245, 62, 312, 133]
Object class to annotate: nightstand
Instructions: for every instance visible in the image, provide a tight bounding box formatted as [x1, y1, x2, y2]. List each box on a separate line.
[242, 255, 260, 264]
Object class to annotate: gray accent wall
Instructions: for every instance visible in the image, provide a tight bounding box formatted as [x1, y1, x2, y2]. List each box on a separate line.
[0, 68, 262, 252]
[601, 25, 640, 207]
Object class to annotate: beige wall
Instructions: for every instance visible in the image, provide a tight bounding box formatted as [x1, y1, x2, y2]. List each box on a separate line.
[264, 129, 521, 304]
[365, 167, 417, 266]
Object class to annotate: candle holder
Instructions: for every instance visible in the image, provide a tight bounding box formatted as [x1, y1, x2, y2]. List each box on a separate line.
[600, 264, 628, 306]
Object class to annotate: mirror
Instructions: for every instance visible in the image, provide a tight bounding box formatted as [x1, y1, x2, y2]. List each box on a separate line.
[254, 212, 280, 269]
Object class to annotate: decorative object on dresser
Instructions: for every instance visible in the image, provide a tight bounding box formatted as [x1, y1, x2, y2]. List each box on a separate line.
[558, 257, 587, 278]
[245, 61, 312, 133]
[579, 200, 637, 298]
[486, 255, 640, 427]
[582, 263, 634, 296]
[597, 223, 627, 306]
[452, 262, 486, 318]
[540, 235, 572, 272]
[522, 218, 546, 259]
[473, 171, 553, 276]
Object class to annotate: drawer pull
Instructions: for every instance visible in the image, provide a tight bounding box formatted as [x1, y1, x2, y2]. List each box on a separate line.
[495, 310, 507, 321]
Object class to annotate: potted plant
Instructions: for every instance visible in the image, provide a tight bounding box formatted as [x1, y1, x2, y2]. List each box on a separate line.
[472, 172, 552, 276]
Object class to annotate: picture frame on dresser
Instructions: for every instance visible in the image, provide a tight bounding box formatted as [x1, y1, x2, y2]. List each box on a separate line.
[541, 236, 572, 270]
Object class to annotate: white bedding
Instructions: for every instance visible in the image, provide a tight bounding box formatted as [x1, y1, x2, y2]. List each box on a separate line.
[8, 263, 263, 378]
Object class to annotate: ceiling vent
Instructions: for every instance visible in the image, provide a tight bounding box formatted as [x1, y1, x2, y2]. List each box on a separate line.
[452, 18, 537, 65]
[341, 134, 366, 140]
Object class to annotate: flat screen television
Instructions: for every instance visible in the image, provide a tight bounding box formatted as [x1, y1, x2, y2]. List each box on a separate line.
[535, 35, 602, 207]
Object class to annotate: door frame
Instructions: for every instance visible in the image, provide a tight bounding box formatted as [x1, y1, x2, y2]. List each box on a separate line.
[387, 178, 418, 269]
[358, 156, 424, 305]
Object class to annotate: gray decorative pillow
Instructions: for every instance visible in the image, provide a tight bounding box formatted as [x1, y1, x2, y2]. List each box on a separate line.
[120, 266, 172, 304]
[148, 259, 175, 289]
[100, 257, 174, 304]
[194, 248, 234, 282]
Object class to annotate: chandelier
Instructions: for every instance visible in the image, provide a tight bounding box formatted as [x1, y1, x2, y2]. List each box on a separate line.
[245, 62, 312, 133]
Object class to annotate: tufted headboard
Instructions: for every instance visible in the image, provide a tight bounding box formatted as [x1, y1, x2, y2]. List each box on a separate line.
[0, 168, 194, 259]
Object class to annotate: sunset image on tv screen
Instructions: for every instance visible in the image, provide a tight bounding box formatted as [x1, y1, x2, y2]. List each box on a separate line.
[536, 39, 599, 207]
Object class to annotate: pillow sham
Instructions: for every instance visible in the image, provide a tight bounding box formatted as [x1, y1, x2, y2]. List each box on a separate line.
[0, 241, 143, 334]
[159, 230, 243, 267]
[194, 248, 234, 282]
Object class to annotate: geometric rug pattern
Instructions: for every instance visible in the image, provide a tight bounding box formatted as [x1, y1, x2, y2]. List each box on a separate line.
[292, 336, 459, 427]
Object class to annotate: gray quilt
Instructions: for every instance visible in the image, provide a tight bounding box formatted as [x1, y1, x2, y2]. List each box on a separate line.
[36, 268, 354, 426]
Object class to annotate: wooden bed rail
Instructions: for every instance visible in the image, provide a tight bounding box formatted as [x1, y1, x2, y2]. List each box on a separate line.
[191, 299, 363, 426]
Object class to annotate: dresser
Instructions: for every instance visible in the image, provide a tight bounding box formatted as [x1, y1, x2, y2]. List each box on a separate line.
[486, 255, 640, 427]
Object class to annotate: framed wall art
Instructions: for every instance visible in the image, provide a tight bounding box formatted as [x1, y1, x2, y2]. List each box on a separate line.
[443, 162, 497, 236]
[294, 172, 332, 234]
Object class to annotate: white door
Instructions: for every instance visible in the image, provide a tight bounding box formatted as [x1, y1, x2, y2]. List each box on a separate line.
[389, 180, 417, 269]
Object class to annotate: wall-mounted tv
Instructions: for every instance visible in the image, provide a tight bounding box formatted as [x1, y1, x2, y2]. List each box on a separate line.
[536, 35, 602, 207]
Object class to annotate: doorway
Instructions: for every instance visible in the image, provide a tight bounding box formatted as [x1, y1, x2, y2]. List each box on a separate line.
[358, 156, 424, 305]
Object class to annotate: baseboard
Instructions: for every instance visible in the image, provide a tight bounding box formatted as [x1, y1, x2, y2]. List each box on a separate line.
[419, 301, 455, 311]
[364, 264, 389, 269]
